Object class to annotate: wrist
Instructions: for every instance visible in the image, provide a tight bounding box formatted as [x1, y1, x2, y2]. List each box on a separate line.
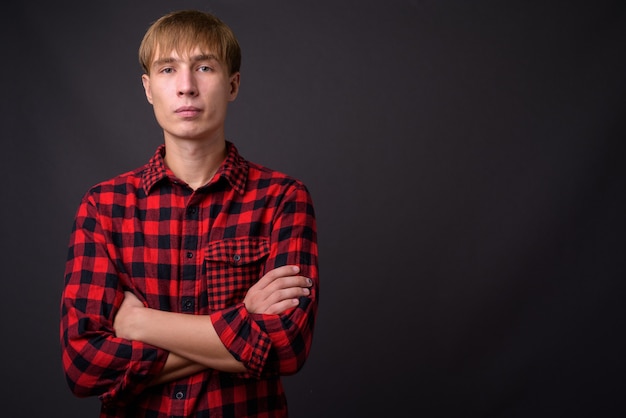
[129, 305, 149, 341]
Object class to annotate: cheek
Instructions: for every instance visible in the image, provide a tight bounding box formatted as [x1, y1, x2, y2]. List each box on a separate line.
[141, 78, 150, 100]
[149, 90, 170, 113]
[148, 96, 171, 127]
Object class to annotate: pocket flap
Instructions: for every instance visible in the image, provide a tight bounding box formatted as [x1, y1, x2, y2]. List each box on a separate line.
[205, 237, 270, 266]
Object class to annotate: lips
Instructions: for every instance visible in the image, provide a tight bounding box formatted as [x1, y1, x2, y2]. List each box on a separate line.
[175, 106, 201, 118]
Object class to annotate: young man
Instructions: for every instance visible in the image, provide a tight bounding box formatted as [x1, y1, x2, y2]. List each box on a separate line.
[60, 10, 319, 417]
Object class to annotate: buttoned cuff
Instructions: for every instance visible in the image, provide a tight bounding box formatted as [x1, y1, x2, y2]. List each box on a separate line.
[99, 341, 168, 407]
[210, 303, 272, 379]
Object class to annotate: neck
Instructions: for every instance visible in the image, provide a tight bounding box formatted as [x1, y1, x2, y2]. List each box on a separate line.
[163, 138, 227, 190]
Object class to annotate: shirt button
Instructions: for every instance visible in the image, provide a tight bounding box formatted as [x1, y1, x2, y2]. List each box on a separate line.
[188, 206, 197, 215]
[175, 391, 184, 400]
[233, 254, 241, 262]
[186, 252, 193, 259]
[182, 297, 194, 312]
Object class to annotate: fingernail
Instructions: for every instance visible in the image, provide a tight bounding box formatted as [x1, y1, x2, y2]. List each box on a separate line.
[307, 278, 313, 286]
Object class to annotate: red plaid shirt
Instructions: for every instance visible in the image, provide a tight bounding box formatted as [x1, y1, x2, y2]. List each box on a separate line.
[60, 142, 319, 417]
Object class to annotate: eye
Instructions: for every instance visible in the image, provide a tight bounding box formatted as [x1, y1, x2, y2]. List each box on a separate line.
[160, 67, 174, 74]
[198, 65, 213, 72]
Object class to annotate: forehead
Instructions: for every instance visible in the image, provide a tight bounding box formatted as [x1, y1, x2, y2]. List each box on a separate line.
[151, 44, 218, 62]
[154, 37, 220, 55]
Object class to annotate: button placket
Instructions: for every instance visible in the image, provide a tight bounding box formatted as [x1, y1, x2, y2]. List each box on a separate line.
[179, 198, 200, 321]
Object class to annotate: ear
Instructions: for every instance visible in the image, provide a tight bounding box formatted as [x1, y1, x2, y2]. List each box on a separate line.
[228, 72, 240, 102]
[141, 74, 153, 104]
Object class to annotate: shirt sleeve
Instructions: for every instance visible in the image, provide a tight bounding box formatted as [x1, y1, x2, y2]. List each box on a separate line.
[210, 181, 319, 379]
[59, 192, 168, 406]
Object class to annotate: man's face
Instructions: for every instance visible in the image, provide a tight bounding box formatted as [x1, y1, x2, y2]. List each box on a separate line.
[141, 46, 240, 143]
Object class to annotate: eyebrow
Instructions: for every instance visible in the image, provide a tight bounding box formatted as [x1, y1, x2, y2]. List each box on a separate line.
[152, 53, 220, 68]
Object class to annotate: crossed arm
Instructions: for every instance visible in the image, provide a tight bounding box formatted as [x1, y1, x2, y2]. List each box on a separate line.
[113, 265, 313, 385]
[61, 180, 318, 402]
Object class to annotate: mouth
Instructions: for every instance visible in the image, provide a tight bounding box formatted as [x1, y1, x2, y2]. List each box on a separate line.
[175, 106, 202, 118]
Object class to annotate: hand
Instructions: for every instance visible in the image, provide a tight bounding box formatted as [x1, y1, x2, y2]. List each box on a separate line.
[113, 291, 145, 340]
[243, 265, 313, 315]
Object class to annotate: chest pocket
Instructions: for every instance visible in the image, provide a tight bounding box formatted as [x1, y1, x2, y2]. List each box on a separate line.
[204, 237, 270, 310]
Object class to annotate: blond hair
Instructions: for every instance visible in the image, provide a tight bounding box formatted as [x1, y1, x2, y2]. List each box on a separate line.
[139, 10, 241, 75]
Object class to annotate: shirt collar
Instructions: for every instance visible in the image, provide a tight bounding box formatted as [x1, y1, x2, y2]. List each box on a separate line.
[141, 141, 248, 195]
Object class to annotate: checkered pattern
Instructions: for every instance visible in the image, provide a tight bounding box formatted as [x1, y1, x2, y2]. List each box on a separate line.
[60, 142, 319, 417]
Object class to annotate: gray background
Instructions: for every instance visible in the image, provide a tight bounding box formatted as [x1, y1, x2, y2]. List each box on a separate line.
[3, 1, 625, 417]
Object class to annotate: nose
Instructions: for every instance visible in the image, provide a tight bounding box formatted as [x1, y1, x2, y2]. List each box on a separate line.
[177, 71, 198, 97]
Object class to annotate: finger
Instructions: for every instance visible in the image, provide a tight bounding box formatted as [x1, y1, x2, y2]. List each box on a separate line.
[263, 285, 311, 308]
[256, 265, 300, 289]
[265, 275, 312, 293]
[264, 298, 300, 315]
